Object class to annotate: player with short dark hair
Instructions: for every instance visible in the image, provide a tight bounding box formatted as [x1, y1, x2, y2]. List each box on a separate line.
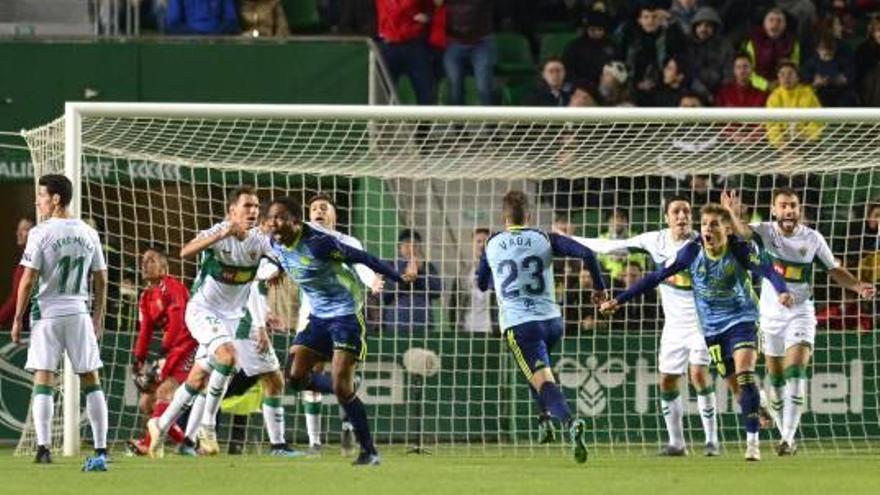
[477, 190, 607, 464]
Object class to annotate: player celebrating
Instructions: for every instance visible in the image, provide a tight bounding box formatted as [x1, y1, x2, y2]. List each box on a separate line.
[148, 186, 271, 457]
[296, 193, 383, 455]
[476, 190, 607, 464]
[266, 196, 402, 466]
[601, 204, 792, 461]
[11, 174, 110, 470]
[722, 189, 875, 455]
[130, 246, 200, 456]
[575, 196, 720, 456]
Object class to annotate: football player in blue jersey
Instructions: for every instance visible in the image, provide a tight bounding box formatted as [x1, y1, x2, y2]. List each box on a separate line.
[265, 196, 403, 466]
[476, 190, 608, 464]
[601, 203, 793, 461]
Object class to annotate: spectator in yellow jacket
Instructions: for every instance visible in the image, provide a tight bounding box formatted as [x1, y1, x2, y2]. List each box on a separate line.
[766, 60, 823, 148]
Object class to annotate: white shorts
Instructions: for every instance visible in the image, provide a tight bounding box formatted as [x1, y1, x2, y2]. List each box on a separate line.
[186, 304, 240, 357]
[232, 337, 280, 377]
[25, 314, 103, 374]
[761, 308, 816, 357]
[658, 325, 711, 375]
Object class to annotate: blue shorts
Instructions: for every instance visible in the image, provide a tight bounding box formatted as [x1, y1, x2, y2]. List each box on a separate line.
[504, 318, 563, 380]
[704, 321, 758, 378]
[293, 313, 367, 361]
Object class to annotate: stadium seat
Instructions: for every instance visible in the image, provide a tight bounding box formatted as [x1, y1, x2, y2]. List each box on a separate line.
[500, 80, 536, 106]
[494, 32, 536, 76]
[539, 32, 579, 62]
[439, 77, 493, 106]
[282, 0, 322, 32]
[395, 77, 418, 105]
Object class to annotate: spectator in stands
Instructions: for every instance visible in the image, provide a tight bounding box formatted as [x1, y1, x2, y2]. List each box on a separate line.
[685, 7, 734, 97]
[743, 8, 801, 91]
[0, 218, 33, 330]
[673, 92, 722, 152]
[340, 0, 377, 36]
[440, 0, 496, 106]
[856, 14, 880, 107]
[165, 0, 240, 34]
[563, 260, 602, 333]
[569, 84, 598, 107]
[802, 35, 858, 107]
[376, 0, 437, 105]
[552, 212, 574, 236]
[562, 10, 616, 87]
[715, 54, 768, 107]
[610, 261, 658, 332]
[642, 55, 693, 106]
[847, 202, 880, 263]
[526, 57, 573, 106]
[817, 288, 872, 332]
[617, 4, 685, 100]
[383, 229, 442, 334]
[239, 0, 289, 37]
[766, 60, 823, 147]
[595, 61, 634, 106]
[597, 209, 646, 281]
[777, 0, 817, 49]
[668, 0, 699, 37]
[450, 228, 494, 334]
[702, 0, 774, 46]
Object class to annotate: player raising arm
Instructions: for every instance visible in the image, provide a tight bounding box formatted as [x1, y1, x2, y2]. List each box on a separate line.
[267, 196, 403, 466]
[722, 188, 875, 456]
[148, 186, 270, 458]
[12, 174, 110, 471]
[476, 190, 607, 464]
[601, 203, 793, 461]
[575, 196, 719, 456]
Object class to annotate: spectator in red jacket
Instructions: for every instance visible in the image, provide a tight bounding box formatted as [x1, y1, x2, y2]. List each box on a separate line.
[0, 218, 33, 329]
[376, 0, 437, 105]
[715, 54, 768, 107]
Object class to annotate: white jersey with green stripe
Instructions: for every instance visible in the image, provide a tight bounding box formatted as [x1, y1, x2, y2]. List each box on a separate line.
[237, 280, 269, 340]
[576, 229, 699, 333]
[295, 223, 374, 332]
[20, 218, 106, 320]
[188, 221, 272, 320]
[751, 222, 838, 317]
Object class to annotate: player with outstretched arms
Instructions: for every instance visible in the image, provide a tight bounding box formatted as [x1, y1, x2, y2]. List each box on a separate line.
[476, 190, 608, 464]
[575, 196, 719, 456]
[722, 188, 876, 456]
[11, 174, 110, 471]
[148, 186, 271, 458]
[602, 203, 793, 461]
[294, 193, 384, 455]
[129, 246, 200, 456]
[266, 196, 402, 466]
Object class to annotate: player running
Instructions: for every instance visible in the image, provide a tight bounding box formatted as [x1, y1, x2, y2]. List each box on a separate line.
[129, 246, 200, 456]
[601, 203, 792, 461]
[266, 196, 402, 466]
[575, 196, 719, 456]
[295, 193, 383, 455]
[722, 188, 875, 455]
[12, 174, 110, 471]
[148, 186, 271, 458]
[476, 190, 607, 464]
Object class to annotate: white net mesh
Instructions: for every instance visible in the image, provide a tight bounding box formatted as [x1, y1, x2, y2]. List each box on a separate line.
[17, 105, 880, 456]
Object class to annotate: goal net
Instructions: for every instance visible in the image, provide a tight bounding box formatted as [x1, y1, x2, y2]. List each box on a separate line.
[17, 104, 880, 456]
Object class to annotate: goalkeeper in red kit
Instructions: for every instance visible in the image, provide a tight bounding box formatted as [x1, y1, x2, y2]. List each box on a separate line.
[128, 246, 201, 456]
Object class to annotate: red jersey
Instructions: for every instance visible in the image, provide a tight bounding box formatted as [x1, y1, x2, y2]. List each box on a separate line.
[376, 0, 433, 43]
[134, 275, 196, 364]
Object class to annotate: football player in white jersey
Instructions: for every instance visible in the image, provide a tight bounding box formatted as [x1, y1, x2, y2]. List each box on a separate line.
[12, 174, 110, 470]
[723, 188, 875, 455]
[148, 186, 272, 458]
[575, 196, 719, 456]
[295, 193, 383, 455]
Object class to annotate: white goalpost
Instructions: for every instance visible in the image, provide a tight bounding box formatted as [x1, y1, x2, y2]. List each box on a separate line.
[17, 103, 880, 456]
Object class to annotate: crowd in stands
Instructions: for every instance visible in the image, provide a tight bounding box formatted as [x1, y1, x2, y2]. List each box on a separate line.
[128, 1, 880, 108]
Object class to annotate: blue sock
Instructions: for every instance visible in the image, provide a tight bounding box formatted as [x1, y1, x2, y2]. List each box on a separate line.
[529, 385, 550, 420]
[539, 382, 572, 426]
[308, 372, 333, 394]
[737, 372, 760, 434]
[339, 394, 377, 455]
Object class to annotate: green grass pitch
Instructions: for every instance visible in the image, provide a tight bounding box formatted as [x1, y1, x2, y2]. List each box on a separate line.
[4, 446, 880, 495]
